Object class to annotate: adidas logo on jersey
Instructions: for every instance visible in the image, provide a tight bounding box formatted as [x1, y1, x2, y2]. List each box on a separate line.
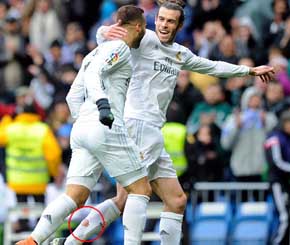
[43, 214, 52, 224]
[176, 51, 182, 61]
[140, 152, 144, 160]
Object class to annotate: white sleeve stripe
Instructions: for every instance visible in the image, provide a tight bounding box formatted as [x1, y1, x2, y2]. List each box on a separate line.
[271, 137, 290, 172]
[265, 136, 279, 148]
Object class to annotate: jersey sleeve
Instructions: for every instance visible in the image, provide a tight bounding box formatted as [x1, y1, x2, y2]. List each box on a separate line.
[83, 42, 130, 104]
[96, 26, 108, 45]
[98, 41, 131, 74]
[66, 62, 85, 119]
[182, 48, 250, 78]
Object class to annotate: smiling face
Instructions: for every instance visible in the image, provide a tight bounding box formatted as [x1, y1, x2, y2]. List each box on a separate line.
[155, 6, 182, 44]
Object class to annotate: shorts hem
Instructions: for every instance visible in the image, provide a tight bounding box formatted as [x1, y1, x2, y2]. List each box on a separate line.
[149, 174, 177, 182]
[116, 167, 147, 187]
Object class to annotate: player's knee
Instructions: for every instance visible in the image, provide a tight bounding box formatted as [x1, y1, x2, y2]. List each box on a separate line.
[74, 195, 88, 207]
[177, 192, 187, 211]
[67, 194, 87, 208]
[137, 180, 152, 197]
[66, 184, 90, 207]
[167, 192, 187, 213]
[143, 183, 152, 197]
[135, 183, 152, 197]
[127, 181, 152, 197]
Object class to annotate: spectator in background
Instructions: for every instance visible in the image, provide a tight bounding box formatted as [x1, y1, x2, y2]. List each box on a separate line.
[265, 110, 290, 245]
[209, 34, 240, 64]
[0, 100, 62, 232]
[278, 15, 290, 58]
[0, 86, 46, 120]
[193, 20, 225, 59]
[221, 87, 277, 182]
[99, 0, 118, 23]
[47, 98, 71, 135]
[29, 0, 63, 54]
[185, 124, 224, 183]
[264, 82, 290, 117]
[269, 54, 290, 95]
[0, 2, 8, 28]
[87, 0, 117, 50]
[1, 11, 26, 93]
[187, 83, 232, 134]
[61, 22, 86, 64]
[138, 0, 158, 30]
[233, 17, 262, 64]
[72, 47, 86, 70]
[167, 0, 194, 48]
[264, 0, 289, 48]
[53, 64, 77, 99]
[166, 70, 203, 124]
[29, 67, 55, 111]
[224, 57, 255, 107]
[43, 39, 65, 78]
[190, 0, 234, 31]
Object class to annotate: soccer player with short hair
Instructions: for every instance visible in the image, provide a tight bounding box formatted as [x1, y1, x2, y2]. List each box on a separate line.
[16, 5, 150, 245]
[53, 1, 275, 244]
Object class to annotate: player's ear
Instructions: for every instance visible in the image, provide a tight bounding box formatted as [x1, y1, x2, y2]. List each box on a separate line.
[135, 23, 142, 32]
[177, 21, 183, 31]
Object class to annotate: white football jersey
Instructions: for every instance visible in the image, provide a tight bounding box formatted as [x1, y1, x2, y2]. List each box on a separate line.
[124, 30, 249, 127]
[66, 40, 132, 126]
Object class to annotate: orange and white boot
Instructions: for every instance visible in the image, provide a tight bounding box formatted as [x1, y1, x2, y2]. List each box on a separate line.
[15, 236, 37, 245]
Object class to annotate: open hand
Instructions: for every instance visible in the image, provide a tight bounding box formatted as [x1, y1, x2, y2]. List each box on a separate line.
[103, 21, 127, 40]
[249, 65, 275, 83]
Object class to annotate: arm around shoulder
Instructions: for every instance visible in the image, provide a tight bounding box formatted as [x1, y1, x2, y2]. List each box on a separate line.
[96, 22, 127, 45]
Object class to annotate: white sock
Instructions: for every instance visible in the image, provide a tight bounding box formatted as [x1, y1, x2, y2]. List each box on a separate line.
[159, 212, 183, 245]
[65, 199, 121, 244]
[31, 194, 77, 244]
[123, 194, 149, 245]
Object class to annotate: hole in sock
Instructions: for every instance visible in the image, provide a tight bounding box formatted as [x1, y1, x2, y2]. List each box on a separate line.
[81, 219, 89, 227]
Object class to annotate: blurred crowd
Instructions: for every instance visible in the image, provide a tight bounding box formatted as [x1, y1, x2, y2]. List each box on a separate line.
[0, 0, 289, 236]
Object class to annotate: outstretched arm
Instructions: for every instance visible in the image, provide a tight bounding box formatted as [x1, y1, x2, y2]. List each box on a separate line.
[183, 50, 275, 82]
[249, 66, 275, 83]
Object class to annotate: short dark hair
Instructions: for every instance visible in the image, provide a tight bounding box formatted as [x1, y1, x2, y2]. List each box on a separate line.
[157, 0, 185, 8]
[116, 5, 144, 25]
[158, 1, 185, 26]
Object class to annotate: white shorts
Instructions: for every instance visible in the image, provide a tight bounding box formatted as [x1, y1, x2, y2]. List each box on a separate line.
[125, 118, 177, 181]
[66, 120, 146, 190]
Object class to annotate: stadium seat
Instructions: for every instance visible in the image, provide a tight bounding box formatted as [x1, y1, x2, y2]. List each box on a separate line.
[186, 202, 194, 226]
[191, 202, 232, 245]
[103, 217, 123, 244]
[231, 202, 273, 245]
